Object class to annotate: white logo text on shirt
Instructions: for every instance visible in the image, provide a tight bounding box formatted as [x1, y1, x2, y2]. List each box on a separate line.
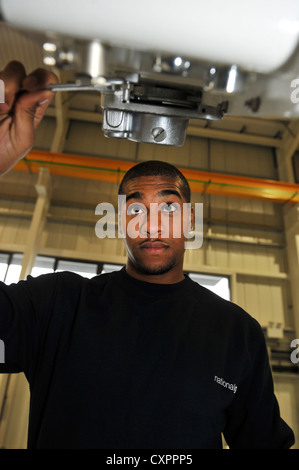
[214, 375, 237, 394]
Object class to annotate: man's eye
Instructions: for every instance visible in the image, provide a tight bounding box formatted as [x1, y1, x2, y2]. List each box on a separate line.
[162, 203, 179, 213]
[127, 203, 145, 215]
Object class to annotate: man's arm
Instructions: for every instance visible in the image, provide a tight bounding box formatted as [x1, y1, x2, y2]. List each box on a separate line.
[0, 60, 58, 175]
[0, 273, 60, 377]
[0, 62, 58, 372]
[223, 320, 295, 449]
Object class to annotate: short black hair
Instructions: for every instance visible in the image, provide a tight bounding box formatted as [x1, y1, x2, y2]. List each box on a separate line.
[118, 160, 191, 202]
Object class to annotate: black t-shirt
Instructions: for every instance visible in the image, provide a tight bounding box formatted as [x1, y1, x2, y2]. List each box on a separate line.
[0, 267, 295, 449]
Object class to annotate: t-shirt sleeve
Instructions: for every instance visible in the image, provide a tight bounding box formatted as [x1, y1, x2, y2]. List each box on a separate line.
[0, 273, 59, 377]
[223, 319, 295, 449]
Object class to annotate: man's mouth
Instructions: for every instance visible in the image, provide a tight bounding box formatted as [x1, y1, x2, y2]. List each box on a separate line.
[139, 240, 169, 254]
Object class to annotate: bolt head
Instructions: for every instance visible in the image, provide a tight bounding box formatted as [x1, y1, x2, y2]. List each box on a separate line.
[151, 127, 167, 142]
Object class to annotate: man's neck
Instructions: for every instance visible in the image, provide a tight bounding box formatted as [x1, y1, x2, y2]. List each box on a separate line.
[125, 262, 185, 284]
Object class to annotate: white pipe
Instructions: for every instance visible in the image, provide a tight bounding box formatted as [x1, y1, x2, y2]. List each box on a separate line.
[1, 0, 299, 73]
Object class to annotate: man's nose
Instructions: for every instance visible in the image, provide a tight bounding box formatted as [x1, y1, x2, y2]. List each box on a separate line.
[141, 204, 167, 238]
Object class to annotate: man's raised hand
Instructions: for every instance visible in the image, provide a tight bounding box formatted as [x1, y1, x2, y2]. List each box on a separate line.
[0, 61, 58, 175]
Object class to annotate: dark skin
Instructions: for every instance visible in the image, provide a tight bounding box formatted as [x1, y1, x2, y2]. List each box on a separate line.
[122, 176, 194, 284]
[0, 61, 193, 284]
[0, 61, 58, 175]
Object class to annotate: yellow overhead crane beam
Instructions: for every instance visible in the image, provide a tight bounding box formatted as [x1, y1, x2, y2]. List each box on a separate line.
[14, 149, 299, 205]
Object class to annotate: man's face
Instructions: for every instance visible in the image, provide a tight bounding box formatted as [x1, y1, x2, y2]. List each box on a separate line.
[120, 175, 193, 283]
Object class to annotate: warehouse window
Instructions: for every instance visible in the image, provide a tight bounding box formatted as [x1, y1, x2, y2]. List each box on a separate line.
[0, 253, 9, 282]
[0, 252, 124, 284]
[55, 260, 98, 278]
[0, 252, 230, 300]
[4, 253, 23, 285]
[1, 253, 54, 285]
[31, 256, 55, 277]
[102, 263, 123, 274]
[187, 272, 230, 301]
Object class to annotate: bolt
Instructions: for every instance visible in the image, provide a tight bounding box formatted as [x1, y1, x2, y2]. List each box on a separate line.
[151, 127, 167, 142]
[245, 96, 261, 113]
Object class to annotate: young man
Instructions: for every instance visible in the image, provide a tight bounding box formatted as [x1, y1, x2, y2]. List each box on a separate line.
[0, 62, 295, 449]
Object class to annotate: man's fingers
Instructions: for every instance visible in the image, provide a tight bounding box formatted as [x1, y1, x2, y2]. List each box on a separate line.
[0, 60, 26, 86]
[16, 88, 56, 109]
[15, 88, 56, 130]
[18, 66, 58, 114]
[0, 60, 26, 111]
[22, 67, 59, 91]
[0, 61, 59, 175]
[0, 62, 58, 116]
[20, 68, 59, 128]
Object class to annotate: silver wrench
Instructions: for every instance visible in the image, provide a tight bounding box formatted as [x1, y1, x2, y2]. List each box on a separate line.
[46, 77, 124, 93]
